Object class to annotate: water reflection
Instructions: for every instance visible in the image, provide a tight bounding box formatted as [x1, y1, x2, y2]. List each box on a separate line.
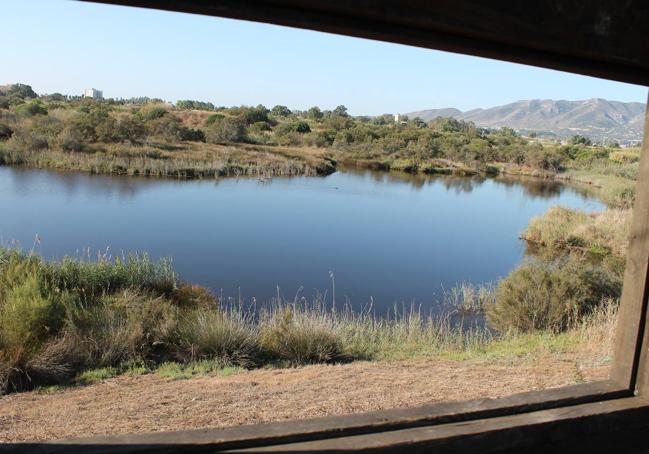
[0, 166, 605, 311]
[341, 168, 595, 202]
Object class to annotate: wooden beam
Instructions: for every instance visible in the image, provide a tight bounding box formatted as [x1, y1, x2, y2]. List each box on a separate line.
[612, 92, 649, 391]
[226, 396, 649, 453]
[83, 0, 649, 85]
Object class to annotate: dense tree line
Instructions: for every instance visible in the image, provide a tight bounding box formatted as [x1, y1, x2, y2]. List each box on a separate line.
[0, 83, 620, 174]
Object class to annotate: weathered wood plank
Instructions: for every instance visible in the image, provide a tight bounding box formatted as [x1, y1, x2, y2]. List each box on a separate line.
[0, 381, 623, 453]
[227, 396, 649, 452]
[83, 0, 649, 85]
[612, 92, 649, 392]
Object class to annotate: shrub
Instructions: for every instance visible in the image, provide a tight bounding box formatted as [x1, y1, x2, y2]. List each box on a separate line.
[8, 128, 49, 151]
[205, 117, 246, 143]
[205, 113, 224, 126]
[170, 283, 217, 310]
[487, 257, 621, 333]
[15, 101, 48, 117]
[610, 150, 640, 164]
[260, 309, 344, 365]
[179, 127, 205, 142]
[0, 123, 12, 140]
[0, 276, 67, 352]
[229, 105, 270, 126]
[58, 126, 86, 152]
[138, 105, 167, 121]
[175, 310, 258, 367]
[64, 290, 179, 368]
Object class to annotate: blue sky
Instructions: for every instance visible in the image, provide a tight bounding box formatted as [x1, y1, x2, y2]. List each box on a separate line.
[3, 1, 647, 115]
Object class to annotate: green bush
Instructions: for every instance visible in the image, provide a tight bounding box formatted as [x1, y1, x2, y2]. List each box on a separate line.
[487, 257, 620, 333]
[0, 275, 67, 352]
[15, 101, 47, 117]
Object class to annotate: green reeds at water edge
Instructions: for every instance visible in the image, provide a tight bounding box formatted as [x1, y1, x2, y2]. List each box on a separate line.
[0, 247, 617, 394]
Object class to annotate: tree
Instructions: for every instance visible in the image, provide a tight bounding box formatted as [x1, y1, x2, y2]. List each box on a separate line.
[333, 105, 349, 117]
[176, 100, 215, 111]
[307, 106, 323, 120]
[271, 105, 292, 117]
[7, 83, 37, 99]
[569, 134, 592, 146]
[275, 121, 311, 135]
[117, 116, 145, 144]
[412, 117, 427, 128]
[230, 105, 270, 125]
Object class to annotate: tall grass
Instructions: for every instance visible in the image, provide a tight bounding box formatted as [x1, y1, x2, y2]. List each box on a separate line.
[0, 245, 620, 394]
[0, 248, 503, 393]
[522, 206, 630, 257]
[0, 141, 334, 178]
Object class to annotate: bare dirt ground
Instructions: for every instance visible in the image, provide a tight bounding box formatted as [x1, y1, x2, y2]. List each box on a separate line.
[0, 353, 609, 443]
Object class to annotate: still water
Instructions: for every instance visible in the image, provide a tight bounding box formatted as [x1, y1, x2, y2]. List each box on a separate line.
[0, 167, 604, 312]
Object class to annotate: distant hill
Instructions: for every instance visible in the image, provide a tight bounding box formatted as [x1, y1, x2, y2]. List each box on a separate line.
[406, 99, 645, 144]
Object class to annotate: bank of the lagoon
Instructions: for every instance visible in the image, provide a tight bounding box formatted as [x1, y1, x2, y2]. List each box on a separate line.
[0, 165, 622, 397]
[0, 166, 603, 311]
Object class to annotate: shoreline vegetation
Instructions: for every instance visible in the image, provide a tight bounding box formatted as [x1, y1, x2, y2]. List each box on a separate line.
[0, 248, 618, 395]
[0, 83, 639, 208]
[0, 83, 637, 395]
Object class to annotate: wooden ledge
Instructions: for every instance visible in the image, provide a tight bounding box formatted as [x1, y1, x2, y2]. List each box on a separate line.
[2, 381, 628, 453]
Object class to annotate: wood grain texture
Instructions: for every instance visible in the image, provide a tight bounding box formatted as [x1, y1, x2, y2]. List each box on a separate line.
[612, 92, 649, 391]
[227, 396, 649, 452]
[83, 0, 649, 85]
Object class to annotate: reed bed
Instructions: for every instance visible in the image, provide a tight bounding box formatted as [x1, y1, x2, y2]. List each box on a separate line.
[522, 206, 631, 257]
[0, 141, 335, 179]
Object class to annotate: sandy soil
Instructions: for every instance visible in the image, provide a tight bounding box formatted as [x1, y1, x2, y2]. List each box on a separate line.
[0, 354, 608, 443]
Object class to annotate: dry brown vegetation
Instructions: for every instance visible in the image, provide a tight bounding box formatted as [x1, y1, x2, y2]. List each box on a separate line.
[0, 297, 616, 442]
[523, 206, 631, 257]
[0, 354, 609, 442]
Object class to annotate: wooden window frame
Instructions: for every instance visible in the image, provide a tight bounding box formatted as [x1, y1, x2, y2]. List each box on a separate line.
[15, 1, 649, 452]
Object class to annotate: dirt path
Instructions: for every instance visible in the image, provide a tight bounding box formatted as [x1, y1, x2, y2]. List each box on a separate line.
[0, 354, 608, 443]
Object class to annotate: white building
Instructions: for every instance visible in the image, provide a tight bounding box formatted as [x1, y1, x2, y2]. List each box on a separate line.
[83, 88, 103, 99]
[394, 113, 401, 123]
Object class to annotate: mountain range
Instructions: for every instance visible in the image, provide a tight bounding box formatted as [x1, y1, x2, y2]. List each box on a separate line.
[406, 99, 645, 144]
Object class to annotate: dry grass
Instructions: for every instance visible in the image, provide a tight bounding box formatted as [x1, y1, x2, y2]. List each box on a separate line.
[522, 206, 631, 257]
[174, 110, 216, 128]
[0, 353, 609, 442]
[0, 300, 617, 442]
[0, 140, 336, 178]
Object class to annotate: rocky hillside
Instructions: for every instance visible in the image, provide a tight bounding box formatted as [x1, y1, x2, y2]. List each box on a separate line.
[407, 99, 645, 144]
